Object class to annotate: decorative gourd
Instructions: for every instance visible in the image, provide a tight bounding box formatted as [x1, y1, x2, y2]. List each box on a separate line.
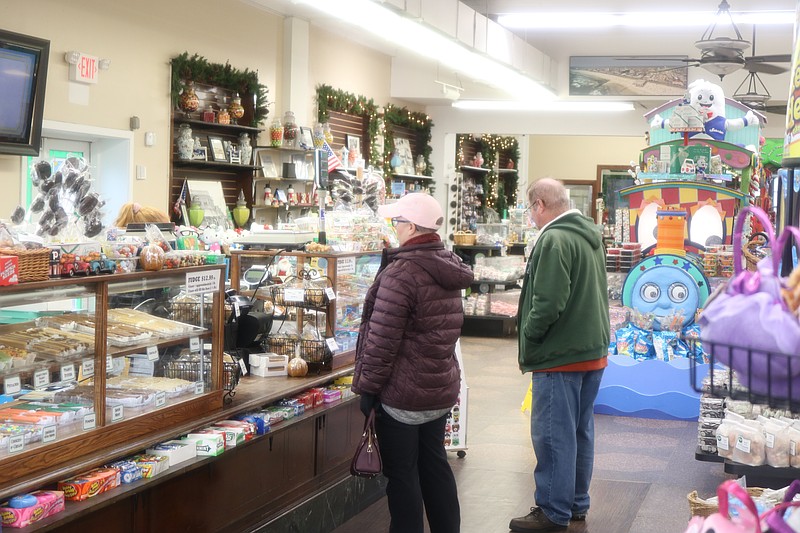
[140, 244, 165, 271]
[287, 355, 308, 377]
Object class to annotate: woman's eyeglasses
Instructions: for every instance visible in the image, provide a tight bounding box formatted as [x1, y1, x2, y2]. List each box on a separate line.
[391, 217, 411, 227]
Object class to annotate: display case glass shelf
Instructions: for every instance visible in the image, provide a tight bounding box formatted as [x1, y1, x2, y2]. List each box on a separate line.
[0, 266, 225, 494]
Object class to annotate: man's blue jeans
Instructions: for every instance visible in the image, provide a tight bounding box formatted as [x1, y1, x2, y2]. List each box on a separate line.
[530, 368, 604, 526]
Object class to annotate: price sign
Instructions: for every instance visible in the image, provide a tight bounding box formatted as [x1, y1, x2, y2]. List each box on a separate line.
[8, 435, 23, 454]
[238, 357, 248, 376]
[195, 382, 204, 395]
[337, 257, 356, 275]
[325, 287, 336, 301]
[42, 425, 57, 443]
[60, 364, 76, 382]
[106, 356, 113, 371]
[284, 288, 305, 302]
[111, 405, 124, 422]
[83, 413, 96, 431]
[185, 269, 222, 295]
[33, 369, 50, 388]
[82, 359, 94, 378]
[147, 346, 159, 361]
[3, 375, 21, 395]
[189, 337, 200, 353]
[325, 338, 339, 352]
[155, 391, 166, 407]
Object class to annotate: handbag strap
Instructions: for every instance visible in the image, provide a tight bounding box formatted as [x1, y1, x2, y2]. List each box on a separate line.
[734, 206, 776, 277]
[717, 480, 761, 533]
[774, 226, 800, 277]
[362, 407, 376, 433]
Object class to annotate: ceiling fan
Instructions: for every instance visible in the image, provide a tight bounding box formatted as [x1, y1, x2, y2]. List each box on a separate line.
[614, 1, 791, 79]
[683, 1, 790, 78]
[732, 27, 790, 114]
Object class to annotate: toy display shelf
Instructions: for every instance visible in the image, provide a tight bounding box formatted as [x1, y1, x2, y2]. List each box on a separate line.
[640, 172, 734, 182]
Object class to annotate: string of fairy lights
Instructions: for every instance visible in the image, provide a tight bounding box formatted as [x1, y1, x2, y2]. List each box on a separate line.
[315, 86, 434, 181]
[456, 134, 520, 212]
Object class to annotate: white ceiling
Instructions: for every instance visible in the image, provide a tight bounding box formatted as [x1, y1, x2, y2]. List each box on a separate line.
[249, 0, 796, 120]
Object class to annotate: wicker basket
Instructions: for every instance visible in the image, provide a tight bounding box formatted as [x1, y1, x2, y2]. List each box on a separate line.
[743, 233, 769, 272]
[454, 232, 477, 246]
[0, 247, 50, 282]
[687, 487, 764, 517]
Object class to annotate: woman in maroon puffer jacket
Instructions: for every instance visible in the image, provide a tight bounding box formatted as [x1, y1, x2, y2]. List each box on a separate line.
[352, 193, 473, 533]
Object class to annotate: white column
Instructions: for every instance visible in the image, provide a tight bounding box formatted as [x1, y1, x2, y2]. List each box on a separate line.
[282, 17, 311, 126]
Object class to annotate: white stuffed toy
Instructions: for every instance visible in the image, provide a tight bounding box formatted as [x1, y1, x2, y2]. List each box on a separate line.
[651, 79, 758, 141]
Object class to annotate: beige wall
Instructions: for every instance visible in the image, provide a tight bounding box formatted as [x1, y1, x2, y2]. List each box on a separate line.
[527, 135, 646, 184]
[0, 0, 402, 221]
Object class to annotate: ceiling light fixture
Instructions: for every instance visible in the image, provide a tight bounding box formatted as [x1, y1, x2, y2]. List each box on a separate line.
[497, 10, 792, 29]
[452, 100, 635, 112]
[293, 0, 554, 101]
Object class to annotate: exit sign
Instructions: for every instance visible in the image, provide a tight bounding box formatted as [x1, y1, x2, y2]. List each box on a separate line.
[69, 53, 99, 84]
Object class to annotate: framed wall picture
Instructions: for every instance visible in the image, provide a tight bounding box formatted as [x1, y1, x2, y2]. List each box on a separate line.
[208, 136, 226, 161]
[192, 146, 207, 161]
[346, 134, 361, 166]
[299, 127, 313, 150]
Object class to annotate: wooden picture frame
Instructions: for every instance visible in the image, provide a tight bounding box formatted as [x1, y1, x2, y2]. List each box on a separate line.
[299, 127, 313, 150]
[346, 133, 361, 166]
[192, 146, 207, 161]
[208, 136, 226, 162]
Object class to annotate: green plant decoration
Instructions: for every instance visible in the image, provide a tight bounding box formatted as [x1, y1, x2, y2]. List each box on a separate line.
[457, 134, 520, 212]
[170, 52, 270, 127]
[383, 104, 434, 178]
[315, 85, 380, 167]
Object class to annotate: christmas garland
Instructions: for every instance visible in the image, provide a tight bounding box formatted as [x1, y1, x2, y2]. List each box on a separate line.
[383, 104, 434, 178]
[315, 85, 380, 167]
[457, 134, 520, 213]
[170, 52, 270, 127]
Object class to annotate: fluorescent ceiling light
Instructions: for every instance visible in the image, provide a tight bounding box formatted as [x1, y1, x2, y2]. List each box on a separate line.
[452, 100, 635, 112]
[293, 0, 554, 101]
[498, 11, 793, 29]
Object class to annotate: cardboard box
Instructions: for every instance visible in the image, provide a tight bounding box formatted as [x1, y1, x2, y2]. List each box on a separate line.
[249, 353, 288, 377]
[146, 439, 197, 467]
[0, 490, 64, 528]
[0, 256, 18, 286]
[131, 454, 170, 478]
[58, 467, 120, 501]
[106, 459, 143, 484]
[215, 420, 255, 440]
[183, 432, 225, 456]
[210, 426, 245, 448]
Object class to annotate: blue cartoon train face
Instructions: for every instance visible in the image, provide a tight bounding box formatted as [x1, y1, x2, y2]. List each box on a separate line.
[622, 254, 710, 331]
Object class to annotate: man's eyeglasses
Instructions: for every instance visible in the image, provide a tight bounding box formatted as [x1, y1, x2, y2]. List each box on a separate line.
[391, 217, 411, 227]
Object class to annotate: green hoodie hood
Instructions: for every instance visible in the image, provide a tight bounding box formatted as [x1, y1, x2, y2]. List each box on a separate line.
[542, 212, 602, 251]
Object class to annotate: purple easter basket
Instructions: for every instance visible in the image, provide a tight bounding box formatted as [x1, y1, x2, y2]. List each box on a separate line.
[698, 206, 800, 404]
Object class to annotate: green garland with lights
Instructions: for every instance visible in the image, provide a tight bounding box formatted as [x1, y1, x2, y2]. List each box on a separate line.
[170, 52, 270, 127]
[456, 134, 520, 215]
[315, 85, 381, 167]
[383, 104, 434, 178]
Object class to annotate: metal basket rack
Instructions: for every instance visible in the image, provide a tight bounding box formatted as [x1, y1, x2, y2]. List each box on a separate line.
[163, 355, 242, 402]
[687, 337, 800, 413]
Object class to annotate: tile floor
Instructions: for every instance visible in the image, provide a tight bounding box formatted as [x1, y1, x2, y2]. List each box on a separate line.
[333, 336, 732, 533]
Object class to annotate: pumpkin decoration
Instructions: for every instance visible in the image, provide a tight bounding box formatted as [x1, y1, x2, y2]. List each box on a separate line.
[287, 355, 308, 377]
[140, 244, 165, 271]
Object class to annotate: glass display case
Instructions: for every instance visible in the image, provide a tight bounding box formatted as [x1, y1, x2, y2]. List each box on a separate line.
[0, 265, 225, 494]
[229, 250, 382, 368]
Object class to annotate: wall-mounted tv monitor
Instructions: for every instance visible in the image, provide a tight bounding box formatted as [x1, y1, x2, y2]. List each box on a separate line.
[0, 29, 49, 157]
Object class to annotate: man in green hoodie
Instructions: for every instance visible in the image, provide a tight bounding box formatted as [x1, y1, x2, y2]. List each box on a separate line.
[509, 178, 610, 532]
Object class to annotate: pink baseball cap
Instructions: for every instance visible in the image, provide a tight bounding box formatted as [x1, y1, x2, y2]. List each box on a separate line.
[377, 193, 444, 230]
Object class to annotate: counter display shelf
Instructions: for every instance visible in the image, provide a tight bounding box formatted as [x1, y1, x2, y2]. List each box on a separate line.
[230, 250, 382, 368]
[0, 265, 226, 499]
[15, 366, 366, 531]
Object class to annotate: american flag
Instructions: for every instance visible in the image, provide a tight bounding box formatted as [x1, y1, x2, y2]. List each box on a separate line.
[322, 141, 344, 173]
[173, 179, 187, 217]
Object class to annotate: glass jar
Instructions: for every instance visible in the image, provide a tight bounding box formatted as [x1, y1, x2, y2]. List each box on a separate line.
[217, 107, 230, 125]
[312, 123, 325, 148]
[270, 118, 284, 148]
[228, 93, 245, 125]
[322, 123, 333, 146]
[202, 105, 215, 123]
[178, 80, 199, 116]
[238, 132, 252, 166]
[282, 111, 298, 148]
